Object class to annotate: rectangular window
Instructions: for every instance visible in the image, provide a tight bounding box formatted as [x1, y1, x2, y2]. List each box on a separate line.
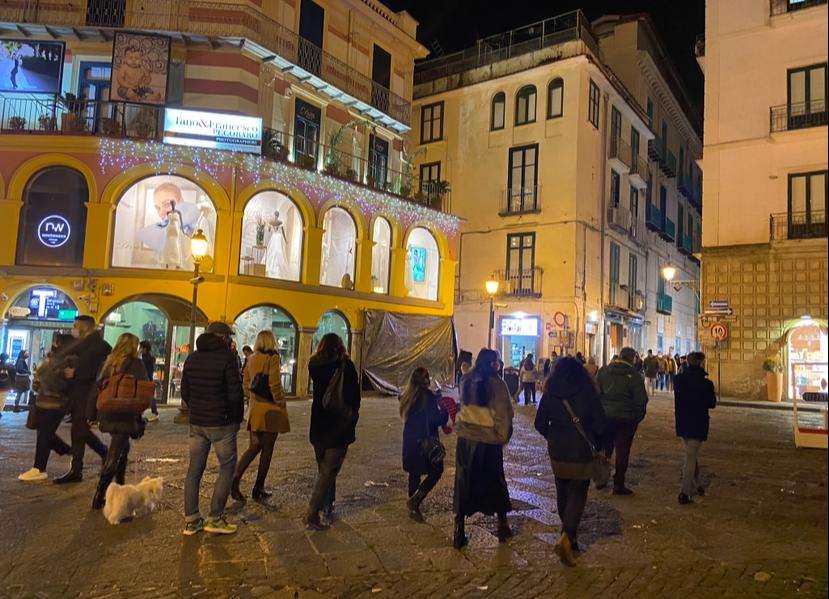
[420, 101, 444, 144]
[298, 0, 324, 74]
[610, 170, 621, 207]
[661, 121, 668, 147]
[788, 63, 827, 129]
[368, 134, 389, 189]
[677, 203, 685, 243]
[371, 44, 392, 112]
[611, 106, 622, 141]
[630, 185, 639, 221]
[491, 93, 505, 130]
[659, 185, 668, 218]
[631, 127, 640, 160]
[588, 79, 600, 129]
[628, 253, 638, 295]
[788, 170, 828, 238]
[646, 97, 653, 127]
[506, 233, 536, 295]
[609, 242, 620, 305]
[419, 161, 441, 198]
[294, 98, 321, 166]
[506, 144, 539, 213]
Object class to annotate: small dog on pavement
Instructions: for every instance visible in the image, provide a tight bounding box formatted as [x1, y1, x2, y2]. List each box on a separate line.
[103, 476, 164, 525]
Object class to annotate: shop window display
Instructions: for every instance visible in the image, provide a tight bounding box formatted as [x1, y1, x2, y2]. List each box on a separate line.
[319, 207, 357, 288]
[371, 218, 391, 294]
[112, 175, 217, 270]
[405, 227, 440, 301]
[312, 311, 350, 352]
[239, 191, 303, 281]
[234, 305, 298, 394]
[788, 325, 828, 401]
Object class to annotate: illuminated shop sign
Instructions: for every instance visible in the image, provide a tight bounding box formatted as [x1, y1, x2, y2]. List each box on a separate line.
[27, 288, 76, 320]
[501, 317, 539, 337]
[37, 214, 71, 248]
[163, 108, 262, 153]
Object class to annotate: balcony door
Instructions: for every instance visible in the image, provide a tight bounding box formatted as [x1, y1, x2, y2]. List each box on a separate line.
[368, 134, 388, 190]
[78, 62, 112, 133]
[371, 44, 392, 112]
[788, 171, 827, 239]
[299, 0, 324, 76]
[294, 99, 321, 168]
[788, 63, 827, 129]
[507, 144, 538, 213]
[506, 232, 535, 296]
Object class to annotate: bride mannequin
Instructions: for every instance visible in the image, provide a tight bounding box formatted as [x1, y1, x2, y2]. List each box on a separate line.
[265, 210, 290, 279]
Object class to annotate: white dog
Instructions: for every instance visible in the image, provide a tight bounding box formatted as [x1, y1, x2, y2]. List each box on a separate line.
[103, 476, 164, 525]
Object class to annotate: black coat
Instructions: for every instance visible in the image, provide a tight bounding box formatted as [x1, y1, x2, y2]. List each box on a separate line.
[402, 389, 448, 474]
[181, 333, 244, 428]
[140, 352, 155, 382]
[66, 331, 112, 420]
[308, 357, 361, 449]
[535, 377, 606, 465]
[674, 365, 716, 440]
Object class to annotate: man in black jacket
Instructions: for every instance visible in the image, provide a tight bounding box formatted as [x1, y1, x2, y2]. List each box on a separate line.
[673, 351, 717, 505]
[181, 322, 244, 536]
[54, 315, 111, 484]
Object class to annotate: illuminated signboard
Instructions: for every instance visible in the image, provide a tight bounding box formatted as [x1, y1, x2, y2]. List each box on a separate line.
[37, 215, 71, 248]
[501, 317, 539, 337]
[163, 108, 262, 154]
[26, 288, 75, 321]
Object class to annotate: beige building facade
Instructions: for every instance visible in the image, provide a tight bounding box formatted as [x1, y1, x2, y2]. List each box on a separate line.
[699, 0, 828, 399]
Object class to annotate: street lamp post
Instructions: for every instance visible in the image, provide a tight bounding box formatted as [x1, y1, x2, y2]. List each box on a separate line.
[661, 264, 700, 303]
[485, 279, 500, 349]
[176, 229, 209, 424]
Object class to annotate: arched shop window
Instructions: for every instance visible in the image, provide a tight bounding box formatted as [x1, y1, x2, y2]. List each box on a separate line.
[112, 175, 217, 271]
[371, 218, 391, 294]
[103, 301, 168, 360]
[312, 310, 351, 352]
[319, 207, 357, 288]
[405, 227, 440, 301]
[234, 305, 298, 395]
[16, 167, 88, 266]
[239, 191, 303, 281]
[4, 287, 79, 366]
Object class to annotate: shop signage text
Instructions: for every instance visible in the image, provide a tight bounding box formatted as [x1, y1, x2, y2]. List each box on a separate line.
[501, 317, 539, 337]
[37, 215, 71, 248]
[163, 108, 263, 154]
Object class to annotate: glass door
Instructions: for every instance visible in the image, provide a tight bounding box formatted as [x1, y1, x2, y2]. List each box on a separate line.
[166, 325, 204, 405]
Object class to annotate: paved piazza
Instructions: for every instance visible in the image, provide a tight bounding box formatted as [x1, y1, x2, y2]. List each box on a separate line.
[0, 394, 826, 598]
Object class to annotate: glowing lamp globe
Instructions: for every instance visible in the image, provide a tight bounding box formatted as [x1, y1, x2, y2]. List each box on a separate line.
[661, 265, 677, 282]
[485, 280, 500, 296]
[190, 229, 209, 262]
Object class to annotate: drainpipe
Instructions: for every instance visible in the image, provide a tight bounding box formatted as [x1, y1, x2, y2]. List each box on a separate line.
[598, 90, 609, 365]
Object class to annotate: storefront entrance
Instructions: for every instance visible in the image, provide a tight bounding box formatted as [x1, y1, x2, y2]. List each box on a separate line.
[499, 316, 540, 368]
[788, 324, 828, 401]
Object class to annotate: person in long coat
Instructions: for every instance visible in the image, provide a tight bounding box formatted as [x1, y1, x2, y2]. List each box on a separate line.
[453, 348, 514, 549]
[535, 357, 606, 566]
[400, 366, 449, 522]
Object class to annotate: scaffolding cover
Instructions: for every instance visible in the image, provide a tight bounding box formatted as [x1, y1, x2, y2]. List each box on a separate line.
[362, 310, 456, 395]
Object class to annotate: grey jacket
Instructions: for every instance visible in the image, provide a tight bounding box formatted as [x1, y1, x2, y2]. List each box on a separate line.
[456, 374, 514, 445]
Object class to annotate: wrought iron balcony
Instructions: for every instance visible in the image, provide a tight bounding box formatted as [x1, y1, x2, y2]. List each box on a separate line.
[0, 0, 411, 130]
[661, 217, 676, 242]
[678, 233, 694, 255]
[770, 210, 827, 241]
[771, 0, 827, 15]
[493, 267, 543, 298]
[648, 135, 665, 163]
[607, 205, 633, 234]
[770, 102, 828, 133]
[608, 136, 632, 172]
[629, 154, 650, 189]
[678, 171, 693, 200]
[656, 292, 673, 315]
[646, 202, 663, 232]
[662, 149, 677, 178]
[500, 186, 541, 216]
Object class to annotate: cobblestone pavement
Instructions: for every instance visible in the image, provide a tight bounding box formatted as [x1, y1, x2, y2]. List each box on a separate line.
[0, 392, 826, 598]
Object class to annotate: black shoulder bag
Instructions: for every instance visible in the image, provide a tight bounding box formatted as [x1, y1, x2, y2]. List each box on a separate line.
[561, 399, 611, 487]
[249, 356, 275, 403]
[321, 360, 355, 421]
[418, 394, 445, 467]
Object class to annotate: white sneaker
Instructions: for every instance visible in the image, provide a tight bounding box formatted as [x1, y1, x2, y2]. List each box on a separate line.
[147, 414, 160, 422]
[18, 468, 48, 482]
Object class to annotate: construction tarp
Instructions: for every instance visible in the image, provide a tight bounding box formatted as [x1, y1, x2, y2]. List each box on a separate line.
[362, 310, 456, 395]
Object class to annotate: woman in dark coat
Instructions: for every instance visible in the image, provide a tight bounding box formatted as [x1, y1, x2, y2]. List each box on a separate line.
[14, 350, 31, 411]
[453, 348, 514, 548]
[535, 357, 606, 567]
[400, 367, 449, 522]
[306, 333, 361, 530]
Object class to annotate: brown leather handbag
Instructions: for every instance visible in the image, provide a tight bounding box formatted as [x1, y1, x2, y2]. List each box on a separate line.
[96, 372, 154, 415]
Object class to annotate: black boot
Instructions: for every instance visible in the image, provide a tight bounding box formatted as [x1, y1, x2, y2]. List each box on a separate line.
[92, 473, 114, 510]
[251, 483, 272, 502]
[54, 460, 83, 484]
[115, 453, 128, 486]
[496, 514, 513, 542]
[231, 478, 246, 502]
[453, 514, 468, 550]
[407, 487, 427, 523]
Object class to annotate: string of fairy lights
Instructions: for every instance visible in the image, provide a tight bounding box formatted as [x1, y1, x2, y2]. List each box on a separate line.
[98, 138, 460, 236]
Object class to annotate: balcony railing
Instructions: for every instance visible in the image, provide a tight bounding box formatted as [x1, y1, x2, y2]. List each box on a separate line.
[630, 154, 650, 187]
[647, 135, 665, 163]
[609, 136, 632, 170]
[0, 0, 410, 127]
[770, 102, 828, 133]
[662, 217, 676, 242]
[770, 210, 827, 241]
[678, 233, 694, 255]
[646, 202, 663, 232]
[607, 205, 633, 234]
[662, 150, 677, 178]
[771, 0, 827, 15]
[500, 186, 541, 216]
[678, 171, 693, 200]
[494, 267, 543, 298]
[657, 292, 673, 315]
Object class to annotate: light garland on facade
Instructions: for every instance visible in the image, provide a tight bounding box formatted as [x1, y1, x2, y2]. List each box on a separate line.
[98, 138, 460, 236]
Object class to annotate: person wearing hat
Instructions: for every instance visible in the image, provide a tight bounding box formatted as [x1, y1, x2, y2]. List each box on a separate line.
[181, 321, 244, 536]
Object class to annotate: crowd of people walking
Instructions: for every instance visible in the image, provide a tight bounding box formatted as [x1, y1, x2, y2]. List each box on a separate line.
[12, 314, 717, 568]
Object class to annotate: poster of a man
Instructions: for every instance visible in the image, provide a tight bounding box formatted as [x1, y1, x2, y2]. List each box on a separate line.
[109, 32, 169, 105]
[0, 40, 64, 94]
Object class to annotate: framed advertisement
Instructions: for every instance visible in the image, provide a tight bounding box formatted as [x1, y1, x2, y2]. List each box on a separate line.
[0, 39, 65, 94]
[109, 31, 171, 105]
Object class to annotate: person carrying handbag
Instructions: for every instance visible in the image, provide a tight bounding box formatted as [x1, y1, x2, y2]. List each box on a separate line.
[231, 330, 290, 503]
[535, 357, 607, 567]
[399, 367, 449, 522]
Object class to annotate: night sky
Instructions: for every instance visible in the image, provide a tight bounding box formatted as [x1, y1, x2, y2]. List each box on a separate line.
[385, 0, 705, 110]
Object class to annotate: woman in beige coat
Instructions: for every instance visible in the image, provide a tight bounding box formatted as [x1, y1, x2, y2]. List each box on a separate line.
[231, 330, 290, 502]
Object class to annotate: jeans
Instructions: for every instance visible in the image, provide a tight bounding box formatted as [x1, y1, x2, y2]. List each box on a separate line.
[69, 396, 107, 465]
[235, 431, 278, 489]
[603, 418, 638, 488]
[680, 437, 703, 496]
[309, 445, 347, 515]
[408, 462, 444, 498]
[522, 382, 536, 404]
[33, 409, 71, 471]
[184, 423, 239, 521]
[554, 477, 590, 540]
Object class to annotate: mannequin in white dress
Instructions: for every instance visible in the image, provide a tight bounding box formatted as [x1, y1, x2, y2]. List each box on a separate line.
[265, 210, 290, 279]
[161, 204, 185, 269]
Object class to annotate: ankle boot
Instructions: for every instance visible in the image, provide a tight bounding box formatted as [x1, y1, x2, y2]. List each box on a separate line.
[496, 515, 513, 542]
[452, 515, 468, 550]
[407, 487, 427, 522]
[230, 478, 246, 502]
[252, 485, 271, 502]
[115, 454, 128, 486]
[92, 473, 114, 510]
[54, 460, 83, 485]
[554, 532, 576, 567]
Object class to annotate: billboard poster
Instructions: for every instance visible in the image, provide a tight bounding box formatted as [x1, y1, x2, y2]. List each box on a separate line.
[0, 39, 64, 94]
[163, 108, 263, 154]
[109, 31, 170, 105]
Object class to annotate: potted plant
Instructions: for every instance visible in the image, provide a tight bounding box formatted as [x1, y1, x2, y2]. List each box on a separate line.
[8, 116, 26, 131]
[762, 357, 783, 402]
[58, 93, 87, 133]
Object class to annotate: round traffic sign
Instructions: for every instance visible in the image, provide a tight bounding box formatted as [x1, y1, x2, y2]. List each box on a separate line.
[711, 322, 728, 342]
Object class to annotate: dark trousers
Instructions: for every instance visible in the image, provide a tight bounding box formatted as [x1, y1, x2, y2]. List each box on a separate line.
[70, 398, 107, 465]
[235, 431, 278, 489]
[522, 382, 536, 404]
[34, 409, 71, 471]
[603, 418, 638, 488]
[554, 477, 590, 540]
[309, 445, 347, 514]
[100, 434, 130, 484]
[408, 462, 444, 498]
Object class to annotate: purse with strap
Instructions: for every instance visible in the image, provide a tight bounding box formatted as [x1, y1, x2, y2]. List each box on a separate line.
[96, 363, 154, 415]
[418, 393, 445, 467]
[249, 357, 275, 403]
[321, 360, 355, 421]
[561, 398, 611, 487]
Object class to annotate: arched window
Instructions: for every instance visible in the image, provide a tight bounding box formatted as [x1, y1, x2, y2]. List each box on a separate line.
[234, 305, 299, 395]
[491, 91, 505, 131]
[515, 85, 536, 126]
[112, 175, 217, 271]
[405, 227, 440, 301]
[547, 78, 564, 119]
[319, 207, 357, 288]
[312, 310, 351, 352]
[16, 167, 88, 266]
[371, 218, 391, 294]
[240, 191, 303, 281]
